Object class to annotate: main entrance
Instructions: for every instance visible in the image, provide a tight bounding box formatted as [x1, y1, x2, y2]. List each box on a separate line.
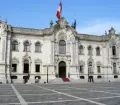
[59, 61, 66, 78]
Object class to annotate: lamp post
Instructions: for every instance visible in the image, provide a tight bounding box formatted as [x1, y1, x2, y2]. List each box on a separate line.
[47, 66, 49, 83]
[88, 68, 89, 82]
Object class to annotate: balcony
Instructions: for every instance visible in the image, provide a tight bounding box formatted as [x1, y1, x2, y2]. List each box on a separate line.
[111, 55, 119, 59]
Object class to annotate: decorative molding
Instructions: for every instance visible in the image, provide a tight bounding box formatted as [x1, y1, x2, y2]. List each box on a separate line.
[12, 57, 19, 64]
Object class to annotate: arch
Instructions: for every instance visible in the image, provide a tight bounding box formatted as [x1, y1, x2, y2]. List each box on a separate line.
[24, 59, 29, 64]
[59, 40, 66, 54]
[58, 61, 66, 78]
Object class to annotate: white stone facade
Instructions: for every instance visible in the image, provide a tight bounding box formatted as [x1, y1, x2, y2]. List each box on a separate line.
[0, 18, 120, 83]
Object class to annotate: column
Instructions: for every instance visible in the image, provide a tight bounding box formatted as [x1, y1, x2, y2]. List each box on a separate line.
[55, 42, 58, 55]
[71, 42, 74, 65]
[1, 38, 6, 61]
[72, 43, 76, 65]
[67, 41, 70, 55]
[51, 41, 54, 64]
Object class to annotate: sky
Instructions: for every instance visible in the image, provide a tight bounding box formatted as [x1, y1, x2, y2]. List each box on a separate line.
[0, 0, 120, 35]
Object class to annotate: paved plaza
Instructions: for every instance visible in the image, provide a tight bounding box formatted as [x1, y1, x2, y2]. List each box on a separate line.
[0, 82, 120, 105]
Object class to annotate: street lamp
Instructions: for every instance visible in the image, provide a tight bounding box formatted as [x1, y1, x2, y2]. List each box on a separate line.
[88, 68, 89, 82]
[47, 65, 49, 83]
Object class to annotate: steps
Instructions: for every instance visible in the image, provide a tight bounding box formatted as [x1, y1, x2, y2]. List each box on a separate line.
[62, 78, 70, 82]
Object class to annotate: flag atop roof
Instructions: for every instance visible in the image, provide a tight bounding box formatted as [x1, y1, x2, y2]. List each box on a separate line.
[56, 1, 62, 19]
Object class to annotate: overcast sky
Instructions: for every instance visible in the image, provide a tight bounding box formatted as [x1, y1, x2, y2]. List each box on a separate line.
[0, 0, 120, 35]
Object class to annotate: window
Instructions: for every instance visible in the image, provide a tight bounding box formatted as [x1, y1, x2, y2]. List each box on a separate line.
[114, 75, 118, 78]
[88, 46, 92, 55]
[80, 65, 84, 73]
[79, 45, 84, 55]
[35, 42, 41, 52]
[59, 40, 66, 54]
[24, 41, 30, 52]
[80, 76, 85, 79]
[97, 66, 101, 73]
[97, 75, 102, 79]
[12, 64, 17, 72]
[35, 64, 40, 72]
[113, 63, 117, 74]
[96, 47, 100, 56]
[12, 40, 18, 51]
[112, 46, 116, 56]
[11, 76, 17, 79]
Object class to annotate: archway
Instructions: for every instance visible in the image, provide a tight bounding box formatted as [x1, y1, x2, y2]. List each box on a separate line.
[23, 59, 29, 73]
[23, 59, 29, 84]
[59, 61, 66, 78]
[88, 61, 94, 82]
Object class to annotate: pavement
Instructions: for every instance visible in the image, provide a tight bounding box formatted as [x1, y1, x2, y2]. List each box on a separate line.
[0, 82, 120, 105]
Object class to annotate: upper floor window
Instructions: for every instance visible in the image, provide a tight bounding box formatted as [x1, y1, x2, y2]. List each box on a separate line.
[12, 40, 18, 51]
[24, 41, 30, 52]
[88, 46, 92, 55]
[35, 42, 41, 53]
[112, 46, 116, 56]
[96, 47, 100, 56]
[79, 45, 84, 55]
[59, 40, 66, 54]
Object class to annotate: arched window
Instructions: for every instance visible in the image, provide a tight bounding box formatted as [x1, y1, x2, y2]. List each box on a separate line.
[96, 47, 100, 56]
[88, 46, 92, 55]
[113, 63, 117, 74]
[79, 45, 84, 55]
[59, 40, 66, 54]
[12, 40, 18, 51]
[112, 46, 116, 56]
[35, 42, 41, 52]
[24, 41, 30, 52]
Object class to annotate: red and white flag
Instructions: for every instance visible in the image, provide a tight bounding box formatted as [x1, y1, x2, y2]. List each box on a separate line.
[56, 2, 62, 19]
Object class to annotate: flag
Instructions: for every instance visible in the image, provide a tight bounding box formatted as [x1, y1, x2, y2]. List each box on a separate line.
[56, 2, 62, 19]
[74, 20, 76, 29]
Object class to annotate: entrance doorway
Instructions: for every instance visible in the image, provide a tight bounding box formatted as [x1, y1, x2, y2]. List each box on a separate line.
[88, 61, 94, 82]
[23, 59, 29, 73]
[59, 61, 66, 78]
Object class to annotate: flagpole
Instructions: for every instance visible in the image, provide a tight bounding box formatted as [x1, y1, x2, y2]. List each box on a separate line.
[60, 0, 62, 19]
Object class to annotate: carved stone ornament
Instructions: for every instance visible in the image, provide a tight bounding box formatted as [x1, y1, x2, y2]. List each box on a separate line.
[58, 17, 68, 29]
[58, 32, 67, 40]
[35, 58, 42, 63]
[12, 57, 19, 64]
[0, 22, 7, 34]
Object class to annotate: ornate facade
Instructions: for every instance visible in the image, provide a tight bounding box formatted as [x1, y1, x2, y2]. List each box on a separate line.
[0, 17, 120, 83]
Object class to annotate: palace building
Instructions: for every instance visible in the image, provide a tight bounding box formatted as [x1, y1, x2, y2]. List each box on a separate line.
[0, 17, 120, 83]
